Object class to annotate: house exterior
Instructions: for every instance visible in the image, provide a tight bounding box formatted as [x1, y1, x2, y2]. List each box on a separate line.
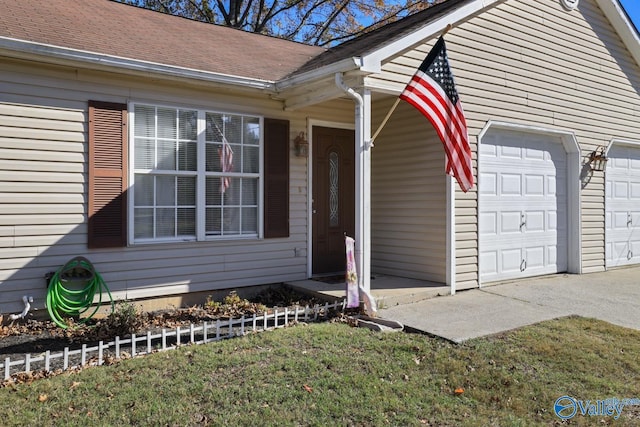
[1, 0, 639, 315]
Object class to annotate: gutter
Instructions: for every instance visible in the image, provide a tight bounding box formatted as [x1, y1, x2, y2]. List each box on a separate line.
[0, 37, 275, 91]
[275, 57, 364, 91]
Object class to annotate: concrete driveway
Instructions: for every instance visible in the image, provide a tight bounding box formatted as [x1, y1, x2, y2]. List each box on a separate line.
[378, 267, 640, 343]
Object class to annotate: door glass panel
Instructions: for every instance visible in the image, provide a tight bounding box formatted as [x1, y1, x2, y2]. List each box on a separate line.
[329, 151, 339, 227]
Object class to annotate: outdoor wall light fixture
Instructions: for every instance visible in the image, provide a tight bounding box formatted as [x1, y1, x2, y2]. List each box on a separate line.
[294, 132, 308, 157]
[589, 146, 608, 172]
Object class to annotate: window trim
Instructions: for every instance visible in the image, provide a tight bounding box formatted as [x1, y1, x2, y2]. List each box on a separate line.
[128, 101, 264, 245]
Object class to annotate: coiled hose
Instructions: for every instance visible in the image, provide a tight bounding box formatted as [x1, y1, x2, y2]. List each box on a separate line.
[46, 256, 114, 328]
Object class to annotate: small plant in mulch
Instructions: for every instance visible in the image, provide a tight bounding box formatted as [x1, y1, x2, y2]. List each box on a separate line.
[204, 291, 267, 319]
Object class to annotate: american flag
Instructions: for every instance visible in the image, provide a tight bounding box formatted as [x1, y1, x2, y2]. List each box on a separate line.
[399, 36, 474, 192]
[218, 139, 233, 194]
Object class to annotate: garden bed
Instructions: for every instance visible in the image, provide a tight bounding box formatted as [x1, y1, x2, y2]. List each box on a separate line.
[0, 284, 335, 376]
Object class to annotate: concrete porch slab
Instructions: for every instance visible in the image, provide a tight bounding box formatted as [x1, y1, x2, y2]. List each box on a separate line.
[286, 274, 449, 308]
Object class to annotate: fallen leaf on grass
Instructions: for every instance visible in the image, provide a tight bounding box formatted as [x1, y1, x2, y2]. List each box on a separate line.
[454, 388, 465, 395]
[69, 381, 81, 390]
[303, 384, 313, 393]
[38, 394, 48, 402]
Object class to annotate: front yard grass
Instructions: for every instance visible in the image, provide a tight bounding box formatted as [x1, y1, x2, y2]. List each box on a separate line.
[0, 316, 638, 426]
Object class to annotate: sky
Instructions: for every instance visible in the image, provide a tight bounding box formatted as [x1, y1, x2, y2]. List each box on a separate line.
[620, 0, 640, 32]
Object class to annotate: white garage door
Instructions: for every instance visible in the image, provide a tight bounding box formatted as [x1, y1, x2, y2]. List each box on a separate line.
[479, 130, 568, 282]
[606, 145, 640, 268]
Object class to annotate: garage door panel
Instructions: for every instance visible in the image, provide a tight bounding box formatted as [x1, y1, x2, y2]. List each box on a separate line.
[526, 211, 545, 232]
[480, 130, 568, 282]
[501, 145, 522, 159]
[606, 144, 640, 268]
[547, 246, 557, 265]
[501, 174, 521, 195]
[480, 212, 497, 234]
[613, 181, 628, 199]
[502, 249, 523, 273]
[480, 172, 497, 195]
[607, 241, 629, 266]
[501, 211, 522, 233]
[525, 174, 545, 195]
[548, 211, 558, 231]
[524, 146, 545, 161]
[631, 240, 640, 262]
[481, 251, 498, 275]
[548, 176, 558, 196]
[612, 212, 629, 230]
[525, 246, 545, 269]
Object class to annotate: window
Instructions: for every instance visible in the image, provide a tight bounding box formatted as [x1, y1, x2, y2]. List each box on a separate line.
[131, 104, 261, 242]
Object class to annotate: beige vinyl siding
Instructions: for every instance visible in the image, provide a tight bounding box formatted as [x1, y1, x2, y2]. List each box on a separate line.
[371, 97, 447, 282]
[367, 0, 640, 286]
[0, 57, 353, 314]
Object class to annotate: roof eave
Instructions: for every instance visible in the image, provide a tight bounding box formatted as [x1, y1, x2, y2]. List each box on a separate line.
[596, 0, 640, 68]
[0, 37, 276, 91]
[275, 56, 366, 91]
[358, 0, 504, 72]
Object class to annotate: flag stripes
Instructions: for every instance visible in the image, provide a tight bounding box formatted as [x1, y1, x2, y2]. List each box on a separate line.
[399, 36, 473, 192]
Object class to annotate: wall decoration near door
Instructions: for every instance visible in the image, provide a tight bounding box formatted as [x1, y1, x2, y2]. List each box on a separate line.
[312, 126, 355, 275]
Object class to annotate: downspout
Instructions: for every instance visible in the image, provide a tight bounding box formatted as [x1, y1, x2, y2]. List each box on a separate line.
[9, 295, 33, 321]
[334, 73, 373, 302]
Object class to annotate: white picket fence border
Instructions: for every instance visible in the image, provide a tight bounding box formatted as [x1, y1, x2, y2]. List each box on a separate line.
[2, 300, 346, 381]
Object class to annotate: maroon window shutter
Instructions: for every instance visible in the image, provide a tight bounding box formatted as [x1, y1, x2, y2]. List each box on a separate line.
[264, 118, 290, 238]
[88, 101, 128, 248]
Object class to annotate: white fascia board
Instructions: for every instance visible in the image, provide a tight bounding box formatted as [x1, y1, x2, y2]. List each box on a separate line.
[274, 57, 364, 91]
[0, 37, 275, 91]
[596, 0, 640, 68]
[360, 0, 504, 72]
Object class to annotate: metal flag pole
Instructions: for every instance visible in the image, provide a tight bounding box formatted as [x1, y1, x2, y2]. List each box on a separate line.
[368, 23, 453, 147]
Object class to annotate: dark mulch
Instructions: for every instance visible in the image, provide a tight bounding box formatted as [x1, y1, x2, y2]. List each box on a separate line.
[0, 284, 326, 360]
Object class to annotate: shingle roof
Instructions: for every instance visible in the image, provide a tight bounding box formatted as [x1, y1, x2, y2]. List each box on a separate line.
[0, 0, 326, 82]
[288, 0, 472, 77]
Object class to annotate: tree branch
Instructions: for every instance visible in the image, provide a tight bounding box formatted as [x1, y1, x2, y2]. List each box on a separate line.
[216, 0, 231, 24]
[186, 0, 214, 22]
[312, 0, 350, 45]
[282, 0, 332, 40]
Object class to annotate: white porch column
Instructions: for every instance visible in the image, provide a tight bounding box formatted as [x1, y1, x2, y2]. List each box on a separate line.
[446, 174, 456, 295]
[334, 74, 372, 293]
[351, 87, 369, 293]
[360, 89, 372, 292]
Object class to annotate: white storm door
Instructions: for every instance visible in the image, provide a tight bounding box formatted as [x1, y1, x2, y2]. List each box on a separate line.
[480, 131, 568, 282]
[606, 145, 640, 267]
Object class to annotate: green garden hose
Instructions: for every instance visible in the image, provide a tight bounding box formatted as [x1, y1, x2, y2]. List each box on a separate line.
[46, 256, 114, 329]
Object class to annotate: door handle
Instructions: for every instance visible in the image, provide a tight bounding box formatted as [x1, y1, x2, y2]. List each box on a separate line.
[520, 212, 526, 230]
[628, 212, 633, 227]
[520, 259, 526, 272]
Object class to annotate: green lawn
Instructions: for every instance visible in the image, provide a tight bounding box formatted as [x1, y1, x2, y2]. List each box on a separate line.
[0, 316, 638, 426]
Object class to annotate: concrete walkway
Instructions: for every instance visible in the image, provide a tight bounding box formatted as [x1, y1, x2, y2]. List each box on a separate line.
[378, 267, 640, 343]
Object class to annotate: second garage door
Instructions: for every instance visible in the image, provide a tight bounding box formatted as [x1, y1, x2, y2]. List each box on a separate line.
[606, 144, 640, 268]
[479, 130, 568, 283]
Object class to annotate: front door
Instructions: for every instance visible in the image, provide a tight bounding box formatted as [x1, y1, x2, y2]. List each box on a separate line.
[312, 126, 355, 275]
